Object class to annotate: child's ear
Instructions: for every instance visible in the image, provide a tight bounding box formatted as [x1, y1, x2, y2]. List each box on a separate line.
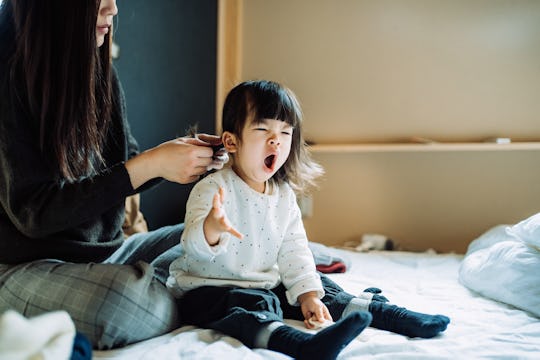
[222, 132, 238, 153]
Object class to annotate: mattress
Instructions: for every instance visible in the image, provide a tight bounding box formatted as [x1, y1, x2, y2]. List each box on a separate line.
[93, 249, 540, 359]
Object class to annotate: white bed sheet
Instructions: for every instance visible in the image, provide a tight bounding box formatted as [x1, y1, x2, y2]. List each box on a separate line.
[93, 249, 540, 359]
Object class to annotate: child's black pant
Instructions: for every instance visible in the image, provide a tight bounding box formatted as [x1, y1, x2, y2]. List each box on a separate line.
[178, 275, 355, 348]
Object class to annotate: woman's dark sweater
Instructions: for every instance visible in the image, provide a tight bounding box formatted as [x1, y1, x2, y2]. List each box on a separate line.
[0, 21, 143, 264]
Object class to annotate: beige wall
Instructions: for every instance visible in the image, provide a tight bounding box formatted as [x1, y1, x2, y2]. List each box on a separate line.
[305, 149, 540, 253]
[241, 0, 540, 143]
[219, 0, 540, 253]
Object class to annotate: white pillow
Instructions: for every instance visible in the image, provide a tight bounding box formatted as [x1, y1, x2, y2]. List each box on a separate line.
[459, 225, 540, 318]
[506, 212, 540, 248]
[464, 224, 510, 256]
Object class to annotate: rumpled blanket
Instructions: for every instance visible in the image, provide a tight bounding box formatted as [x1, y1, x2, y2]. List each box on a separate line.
[308, 241, 351, 273]
[0, 310, 76, 360]
[459, 212, 540, 318]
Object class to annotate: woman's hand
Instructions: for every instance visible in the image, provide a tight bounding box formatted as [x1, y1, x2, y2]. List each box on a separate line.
[203, 187, 243, 245]
[298, 291, 333, 329]
[125, 134, 222, 189]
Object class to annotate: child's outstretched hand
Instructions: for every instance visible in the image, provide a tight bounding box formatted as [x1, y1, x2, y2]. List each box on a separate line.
[203, 187, 243, 245]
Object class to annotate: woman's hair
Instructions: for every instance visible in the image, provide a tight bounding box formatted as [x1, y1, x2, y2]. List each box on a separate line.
[222, 80, 324, 195]
[3, 0, 113, 181]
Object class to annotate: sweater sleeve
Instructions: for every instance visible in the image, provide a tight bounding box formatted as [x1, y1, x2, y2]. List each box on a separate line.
[0, 69, 136, 239]
[0, 136, 135, 239]
[277, 189, 325, 305]
[180, 175, 231, 260]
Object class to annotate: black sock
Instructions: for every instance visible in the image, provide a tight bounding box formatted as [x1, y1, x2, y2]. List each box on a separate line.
[369, 301, 450, 338]
[268, 311, 371, 360]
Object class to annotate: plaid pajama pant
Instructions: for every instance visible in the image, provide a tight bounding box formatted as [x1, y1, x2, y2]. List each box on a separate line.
[0, 223, 185, 350]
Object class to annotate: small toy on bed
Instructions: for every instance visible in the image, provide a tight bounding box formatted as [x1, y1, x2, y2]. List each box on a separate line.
[346, 233, 397, 252]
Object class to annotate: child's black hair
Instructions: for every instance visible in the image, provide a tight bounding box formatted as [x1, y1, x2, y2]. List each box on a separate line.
[222, 80, 323, 194]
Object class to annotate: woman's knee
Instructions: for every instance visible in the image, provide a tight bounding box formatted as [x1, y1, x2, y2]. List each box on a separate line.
[85, 261, 180, 349]
[0, 260, 180, 350]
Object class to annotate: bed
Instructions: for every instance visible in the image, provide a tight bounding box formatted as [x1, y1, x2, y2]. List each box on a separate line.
[93, 226, 540, 360]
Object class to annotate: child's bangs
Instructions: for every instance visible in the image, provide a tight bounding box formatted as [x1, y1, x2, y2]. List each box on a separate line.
[251, 86, 300, 127]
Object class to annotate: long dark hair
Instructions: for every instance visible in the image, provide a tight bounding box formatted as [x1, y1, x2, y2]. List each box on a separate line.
[4, 0, 113, 181]
[222, 80, 324, 194]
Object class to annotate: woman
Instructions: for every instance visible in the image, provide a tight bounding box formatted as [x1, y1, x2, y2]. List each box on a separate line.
[0, 0, 221, 349]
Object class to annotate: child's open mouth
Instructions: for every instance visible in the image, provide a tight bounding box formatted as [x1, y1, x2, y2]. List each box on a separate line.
[264, 154, 276, 170]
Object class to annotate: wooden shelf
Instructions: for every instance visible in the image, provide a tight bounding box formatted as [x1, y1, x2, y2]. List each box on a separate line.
[309, 142, 540, 153]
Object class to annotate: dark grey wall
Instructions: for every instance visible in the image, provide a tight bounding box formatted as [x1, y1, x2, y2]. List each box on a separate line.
[114, 0, 217, 229]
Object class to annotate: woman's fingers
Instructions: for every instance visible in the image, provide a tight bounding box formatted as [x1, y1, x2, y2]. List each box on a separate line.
[195, 133, 223, 146]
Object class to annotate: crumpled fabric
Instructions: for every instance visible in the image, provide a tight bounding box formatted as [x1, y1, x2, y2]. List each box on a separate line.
[0, 310, 76, 360]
